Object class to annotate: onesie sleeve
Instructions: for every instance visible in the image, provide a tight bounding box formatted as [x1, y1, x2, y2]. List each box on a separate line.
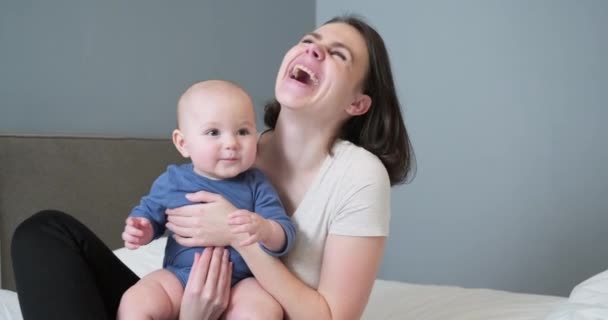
[329, 153, 391, 237]
[252, 170, 296, 257]
[128, 170, 171, 239]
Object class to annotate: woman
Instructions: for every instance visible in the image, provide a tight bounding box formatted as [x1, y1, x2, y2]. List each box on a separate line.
[12, 14, 413, 320]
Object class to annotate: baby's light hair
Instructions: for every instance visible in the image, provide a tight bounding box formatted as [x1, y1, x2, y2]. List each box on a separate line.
[176, 80, 252, 129]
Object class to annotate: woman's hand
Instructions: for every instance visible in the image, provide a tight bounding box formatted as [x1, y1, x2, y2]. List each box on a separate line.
[179, 247, 232, 320]
[166, 191, 238, 247]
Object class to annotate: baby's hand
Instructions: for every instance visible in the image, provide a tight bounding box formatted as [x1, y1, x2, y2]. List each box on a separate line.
[122, 217, 154, 249]
[227, 210, 272, 246]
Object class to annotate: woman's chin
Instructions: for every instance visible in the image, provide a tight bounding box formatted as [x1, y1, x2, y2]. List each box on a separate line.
[276, 92, 316, 111]
[276, 81, 319, 105]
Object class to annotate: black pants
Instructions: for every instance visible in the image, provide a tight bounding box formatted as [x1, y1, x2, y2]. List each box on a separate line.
[11, 210, 140, 320]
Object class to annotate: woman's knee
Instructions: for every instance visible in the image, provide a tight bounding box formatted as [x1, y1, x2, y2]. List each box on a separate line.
[11, 210, 72, 251]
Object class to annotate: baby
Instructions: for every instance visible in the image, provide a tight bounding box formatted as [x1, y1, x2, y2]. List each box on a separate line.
[117, 80, 295, 319]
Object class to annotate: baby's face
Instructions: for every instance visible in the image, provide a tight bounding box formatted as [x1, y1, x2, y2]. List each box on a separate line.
[179, 89, 257, 180]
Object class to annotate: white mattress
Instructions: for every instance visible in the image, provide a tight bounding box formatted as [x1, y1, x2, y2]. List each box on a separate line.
[0, 279, 564, 320]
[114, 237, 568, 319]
[364, 280, 564, 320]
[0, 289, 21, 320]
[5, 237, 606, 319]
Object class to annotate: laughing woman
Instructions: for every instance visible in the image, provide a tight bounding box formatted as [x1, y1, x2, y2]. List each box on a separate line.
[12, 14, 414, 320]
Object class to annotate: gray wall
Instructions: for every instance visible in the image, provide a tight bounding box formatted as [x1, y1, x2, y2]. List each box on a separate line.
[3, 0, 607, 298]
[0, 1, 314, 137]
[318, 1, 608, 296]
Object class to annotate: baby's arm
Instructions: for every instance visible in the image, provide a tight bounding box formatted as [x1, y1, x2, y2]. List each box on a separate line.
[127, 170, 174, 245]
[228, 170, 295, 255]
[227, 210, 285, 251]
[122, 217, 154, 249]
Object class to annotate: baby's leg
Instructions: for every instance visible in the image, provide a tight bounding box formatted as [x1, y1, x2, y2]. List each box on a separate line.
[117, 269, 183, 320]
[223, 277, 283, 320]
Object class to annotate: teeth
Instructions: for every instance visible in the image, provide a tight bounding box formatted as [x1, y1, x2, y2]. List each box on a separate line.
[291, 64, 319, 86]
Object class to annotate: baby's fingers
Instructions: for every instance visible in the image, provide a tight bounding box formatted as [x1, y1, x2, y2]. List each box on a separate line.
[127, 217, 149, 229]
[227, 215, 251, 226]
[124, 224, 144, 237]
[227, 210, 251, 220]
[122, 231, 142, 244]
[239, 234, 258, 246]
[124, 240, 141, 250]
[229, 224, 253, 235]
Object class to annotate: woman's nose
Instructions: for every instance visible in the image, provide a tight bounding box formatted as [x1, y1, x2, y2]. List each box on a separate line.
[306, 43, 325, 60]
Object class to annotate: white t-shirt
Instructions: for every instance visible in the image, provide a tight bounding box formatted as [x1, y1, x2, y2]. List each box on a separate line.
[281, 139, 391, 288]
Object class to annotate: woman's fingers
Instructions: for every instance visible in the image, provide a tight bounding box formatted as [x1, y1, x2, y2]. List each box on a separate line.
[187, 250, 211, 293]
[223, 262, 232, 302]
[166, 215, 192, 228]
[215, 250, 232, 309]
[172, 234, 199, 247]
[166, 222, 193, 237]
[165, 206, 196, 217]
[185, 190, 222, 203]
[203, 248, 225, 293]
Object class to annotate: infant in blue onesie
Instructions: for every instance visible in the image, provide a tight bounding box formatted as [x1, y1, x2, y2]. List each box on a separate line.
[118, 80, 295, 319]
[129, 163, 294, 287]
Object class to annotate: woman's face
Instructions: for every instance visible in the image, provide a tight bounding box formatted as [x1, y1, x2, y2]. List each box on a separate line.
[274, 22, 369, 120]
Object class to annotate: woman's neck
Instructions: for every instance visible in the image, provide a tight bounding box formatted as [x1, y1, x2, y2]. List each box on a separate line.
[262, 113, 335, 172]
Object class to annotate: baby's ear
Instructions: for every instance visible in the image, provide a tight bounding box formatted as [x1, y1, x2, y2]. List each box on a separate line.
[346, 94, 372, 116]
[172, 129, 190, 158]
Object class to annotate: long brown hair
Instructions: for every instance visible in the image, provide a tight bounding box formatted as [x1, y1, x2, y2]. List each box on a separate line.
[264, 15, 415, 185]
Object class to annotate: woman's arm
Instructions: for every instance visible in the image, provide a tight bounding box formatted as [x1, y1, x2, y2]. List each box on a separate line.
[236, 234, 385, 320]
[166, 191, 386, 319]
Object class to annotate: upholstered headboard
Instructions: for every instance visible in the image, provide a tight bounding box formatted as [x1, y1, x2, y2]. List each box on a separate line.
[0, 135, 184, 290]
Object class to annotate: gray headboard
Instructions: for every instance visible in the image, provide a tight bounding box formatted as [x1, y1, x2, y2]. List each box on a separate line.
[0, 135, 184, 290]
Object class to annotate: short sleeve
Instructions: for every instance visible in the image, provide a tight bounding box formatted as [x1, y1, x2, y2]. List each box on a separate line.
[329, 152, 391, 237]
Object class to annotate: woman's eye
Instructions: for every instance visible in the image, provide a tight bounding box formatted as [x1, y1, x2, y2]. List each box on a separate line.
[331, 51, 347, 61]
[205, 129, 219, 136]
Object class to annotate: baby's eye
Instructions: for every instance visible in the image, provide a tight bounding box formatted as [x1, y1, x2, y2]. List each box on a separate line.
[237, 128, 250, 136]
[205, 129, 219, 136]
[301, 37, 313, 44]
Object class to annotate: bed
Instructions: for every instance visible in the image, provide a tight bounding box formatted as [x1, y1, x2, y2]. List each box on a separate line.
[2, 236, 608, 319]
[1, 135, 607, 319]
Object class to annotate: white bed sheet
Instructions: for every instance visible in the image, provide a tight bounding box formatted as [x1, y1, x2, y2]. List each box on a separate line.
[0, 289, 22, 320]
[0, 237, 582, 319]
[114, 237, 567, 320]
[364, 279, 564, 320]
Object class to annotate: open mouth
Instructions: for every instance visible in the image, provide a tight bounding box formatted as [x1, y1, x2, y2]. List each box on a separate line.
[289, 64, 319, 86]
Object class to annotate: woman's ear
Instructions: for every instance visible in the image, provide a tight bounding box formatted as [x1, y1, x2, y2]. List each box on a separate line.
[172, 129, 190, 158]
[346, 94, 372, 116]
